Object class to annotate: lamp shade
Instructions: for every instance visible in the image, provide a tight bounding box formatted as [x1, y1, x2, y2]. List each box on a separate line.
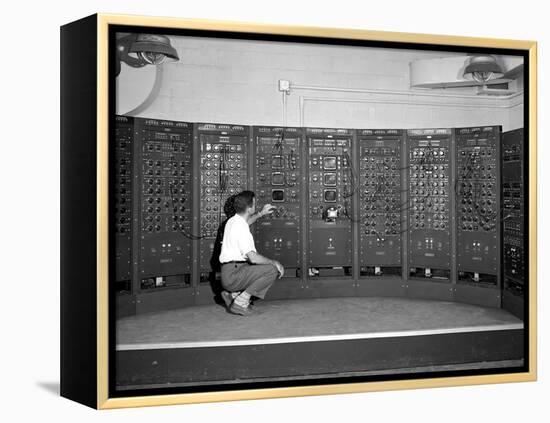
[128, 34, 179, 65]
[463, 55, 504, 83]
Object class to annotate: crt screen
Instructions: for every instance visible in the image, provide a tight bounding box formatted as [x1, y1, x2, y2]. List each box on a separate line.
[272, 156, 284, 168]
[324, 173, 336, 186]
[272, 172, 284, 185]
[324, 190, 337, 202]
[323, 156, 337, 170]
[272, 190, 284, 202]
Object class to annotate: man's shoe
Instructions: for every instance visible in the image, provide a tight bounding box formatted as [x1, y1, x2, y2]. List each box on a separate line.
[221, 291, 233, 308]
[229, 302, 254, 316]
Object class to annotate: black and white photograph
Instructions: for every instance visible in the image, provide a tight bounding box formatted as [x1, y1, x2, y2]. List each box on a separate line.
[109, 25, 530, 396]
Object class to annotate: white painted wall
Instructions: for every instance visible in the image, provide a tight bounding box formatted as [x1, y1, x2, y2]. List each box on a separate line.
[508, 103, 524, 131]
[117, 35, 523, 132]
[508, 74, 525, 130]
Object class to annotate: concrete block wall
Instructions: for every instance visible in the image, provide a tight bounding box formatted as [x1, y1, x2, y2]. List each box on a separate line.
[117, 35, 524, 132]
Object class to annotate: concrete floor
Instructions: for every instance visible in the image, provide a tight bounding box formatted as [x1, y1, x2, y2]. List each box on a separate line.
[116, 297, 523, 349]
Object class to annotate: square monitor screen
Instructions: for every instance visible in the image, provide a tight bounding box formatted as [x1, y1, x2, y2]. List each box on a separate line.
[323, 156, 337, 170]
[324, 173, 336, 186]
[272, 172, 284, 185]
[272, 156, 284, 169]
[324, 189, 337, 202]
[272, 190, 284, 202]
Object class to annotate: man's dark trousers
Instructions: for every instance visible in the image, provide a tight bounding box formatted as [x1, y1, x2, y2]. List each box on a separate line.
[221, 262, 278, 298]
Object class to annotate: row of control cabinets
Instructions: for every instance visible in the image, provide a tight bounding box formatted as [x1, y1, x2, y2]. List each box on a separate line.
[114, 116, 525, 315]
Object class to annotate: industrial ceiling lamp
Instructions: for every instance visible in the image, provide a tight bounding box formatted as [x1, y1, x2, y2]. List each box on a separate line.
[463, 55, 504, 84]
[116, 34, 179, 77]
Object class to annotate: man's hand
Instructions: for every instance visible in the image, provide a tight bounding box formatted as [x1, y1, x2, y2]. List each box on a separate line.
[260, 203, 276, 217]
[272, 260, 284, 279]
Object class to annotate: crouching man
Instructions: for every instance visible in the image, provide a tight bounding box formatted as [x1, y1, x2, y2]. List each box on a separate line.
[219, 190, 284, 316]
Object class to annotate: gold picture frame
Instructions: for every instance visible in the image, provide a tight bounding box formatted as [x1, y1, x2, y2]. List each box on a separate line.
[60, 13, 537, 409]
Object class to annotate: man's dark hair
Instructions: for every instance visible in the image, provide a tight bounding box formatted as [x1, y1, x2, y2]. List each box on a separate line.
[233, 190, 255, 214]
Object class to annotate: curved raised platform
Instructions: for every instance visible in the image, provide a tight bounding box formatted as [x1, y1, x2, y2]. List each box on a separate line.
[117, 297, 521, 349]
[115, 297, 524, 391]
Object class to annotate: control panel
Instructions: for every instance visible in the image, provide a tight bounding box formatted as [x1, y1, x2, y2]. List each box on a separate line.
[306, 127, 355, 277]
[455, 126, 500, 284]
[253, 126, 303, 277]
[114, 115, 133, 289]
[110, 116, 522, 314]
[407, 129, 452, 279]
[197, 123, 250, 277]
[137, 118, 193, 286]
[358, 130, 404, 276]
[502, 128, 524, 296]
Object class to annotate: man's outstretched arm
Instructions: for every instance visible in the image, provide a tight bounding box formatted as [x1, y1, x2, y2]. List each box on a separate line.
[246, 204, 276, 225]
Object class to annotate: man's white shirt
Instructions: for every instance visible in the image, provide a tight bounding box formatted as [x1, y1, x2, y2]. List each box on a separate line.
[219, 214, 257, 263]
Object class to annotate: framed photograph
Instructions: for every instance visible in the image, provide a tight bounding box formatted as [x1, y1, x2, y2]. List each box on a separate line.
[60, 13, 537, 409]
